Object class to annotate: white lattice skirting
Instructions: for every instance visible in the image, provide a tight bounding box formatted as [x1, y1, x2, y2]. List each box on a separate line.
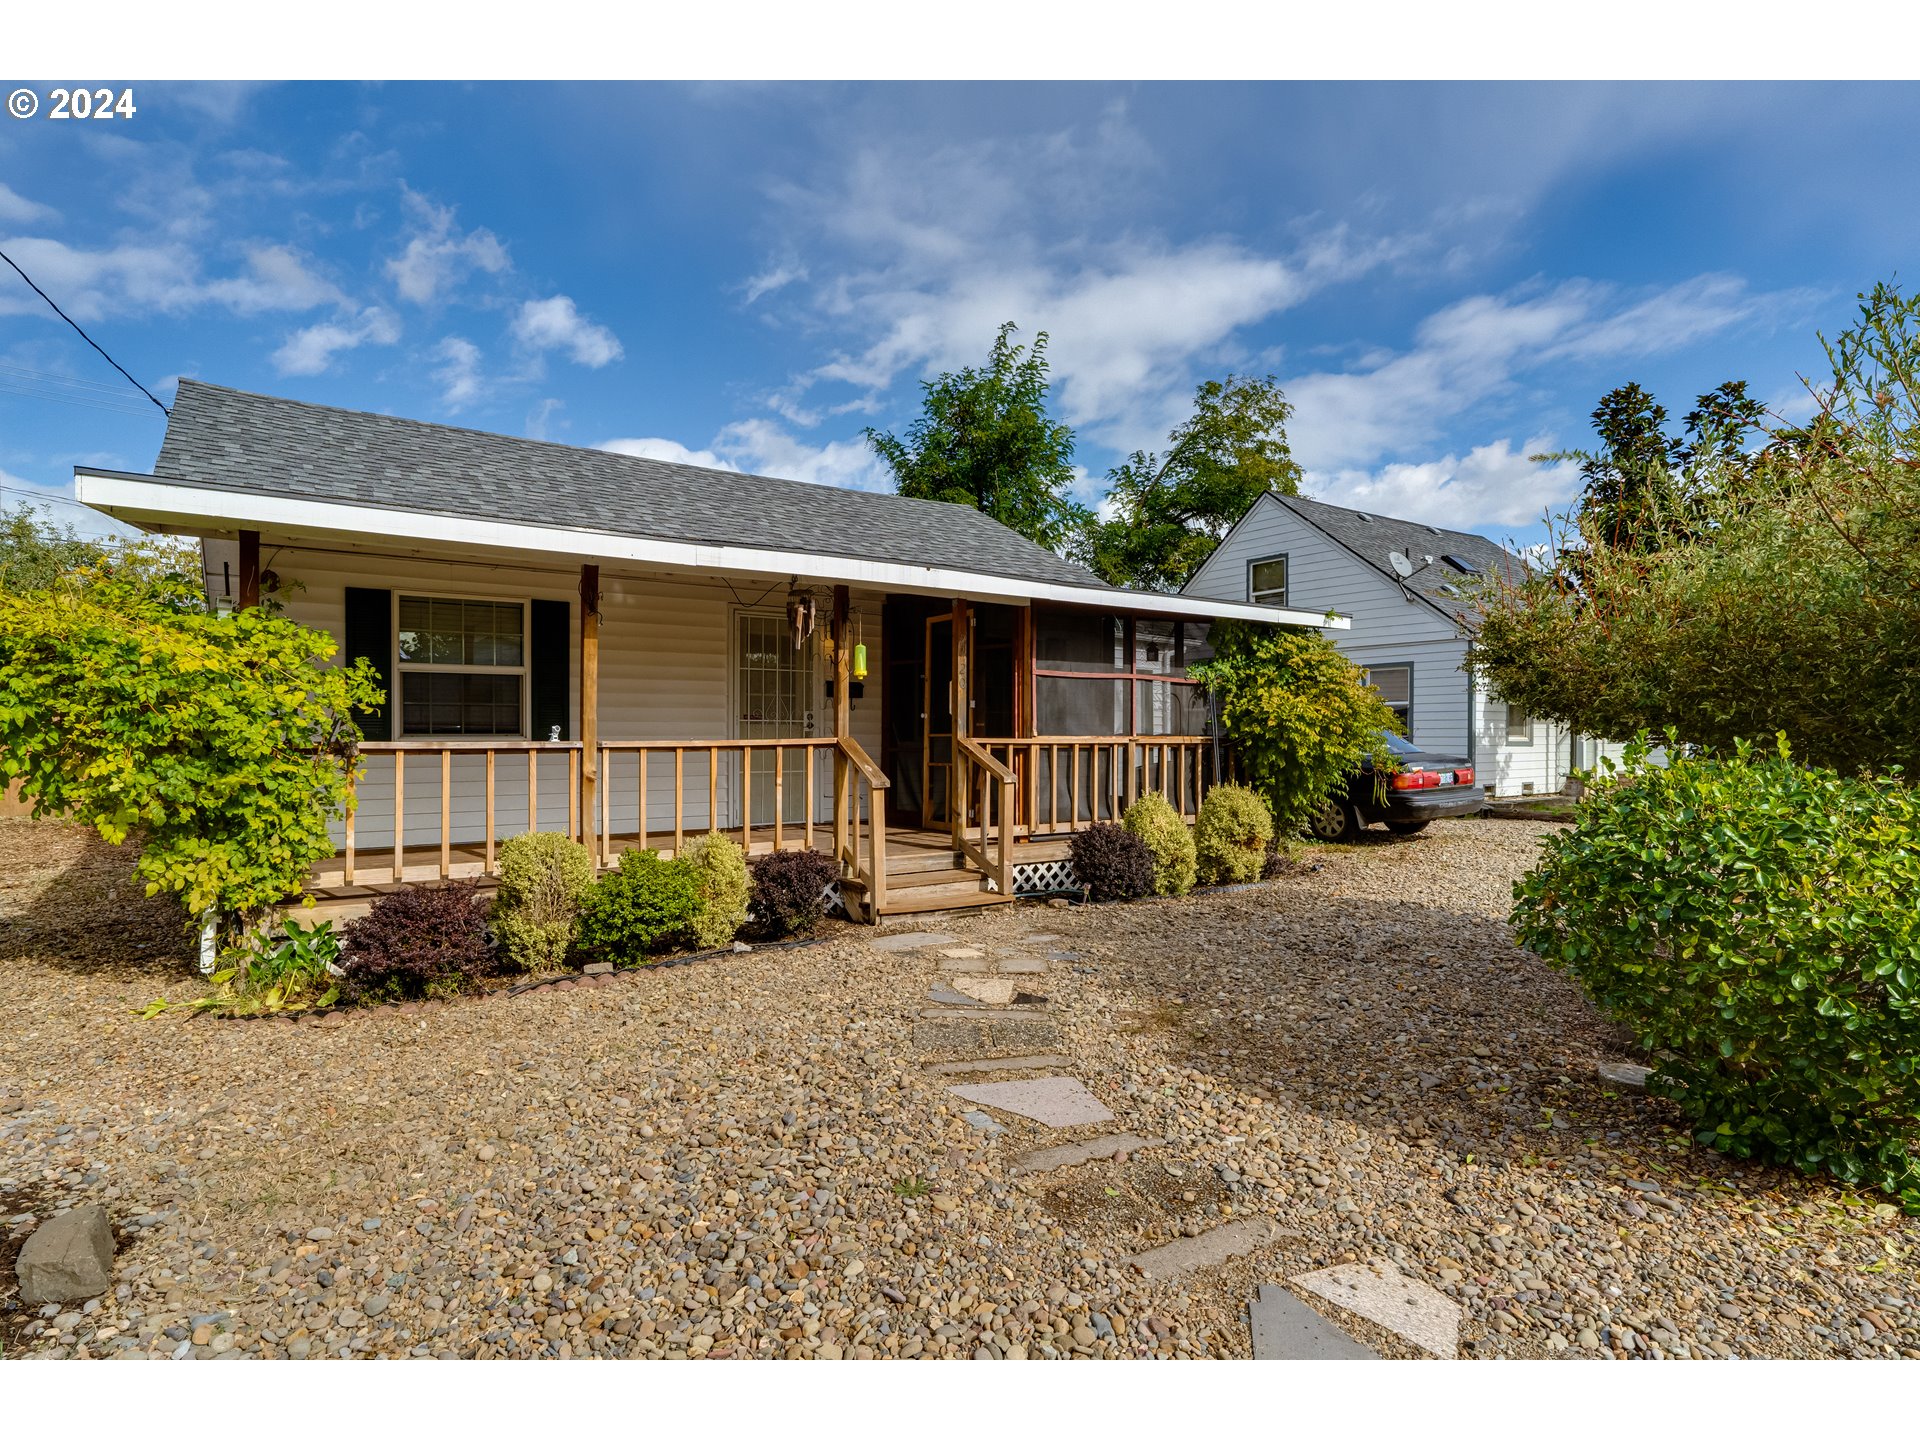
[1011, 858, 1080, 895]
[822, 879, 847, 919]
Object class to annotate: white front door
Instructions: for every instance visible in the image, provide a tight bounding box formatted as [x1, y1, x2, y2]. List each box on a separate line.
[733, 610, 820, 827]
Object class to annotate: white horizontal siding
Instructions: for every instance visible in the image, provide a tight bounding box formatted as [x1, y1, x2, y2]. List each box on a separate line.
[1185, 494, 1460, 646]
[1341, 637, 1473, 757]
[239, 543, 883, 850]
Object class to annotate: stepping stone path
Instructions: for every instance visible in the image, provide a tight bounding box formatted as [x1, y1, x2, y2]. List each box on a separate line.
[1125, 1218, 1276, 1282]
[1248, 1285, 1379, 1360]
[1008, 1132, 1162, 1177]
[911, 928, 1061, 1053]
[1290, 1260, 1462, 1359]
[947, 1077, 1115, 1128]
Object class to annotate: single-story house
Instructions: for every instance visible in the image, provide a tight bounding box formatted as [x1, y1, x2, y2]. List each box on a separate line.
[75, 382, 1343, 920]
[1182, 491, 1623, 797]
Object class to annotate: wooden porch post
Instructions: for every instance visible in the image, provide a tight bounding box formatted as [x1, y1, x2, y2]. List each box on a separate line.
[579, 564, 600, 854]
[832, 584, 851, 868]
[950, 597, 971, 852]
[237, 529, 260, 610]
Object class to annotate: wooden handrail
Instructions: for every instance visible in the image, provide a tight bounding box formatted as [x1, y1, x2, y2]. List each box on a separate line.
[836, 735, 890, 790]
[956, 734, 1014, 784]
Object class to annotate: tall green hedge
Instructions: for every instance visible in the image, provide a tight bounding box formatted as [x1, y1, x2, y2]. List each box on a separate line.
[1512, 735, 1920, 1208]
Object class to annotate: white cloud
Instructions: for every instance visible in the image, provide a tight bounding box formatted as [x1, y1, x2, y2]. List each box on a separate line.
[384, 185, 510, 305]
[1283, 274, 1803, 473]
[526, 398, 565, 441]
[0, 182, 58, 226]
[600, 436, 735, 471]
[1306, 435, 1582, 530]
[431, 336, 484, 408]
[742, 259, 807, 304]
[204, 244, 345, 315]
[271, 307, 401, 376]
[511, 295, 623, 368]
[0, 236, 204, 321]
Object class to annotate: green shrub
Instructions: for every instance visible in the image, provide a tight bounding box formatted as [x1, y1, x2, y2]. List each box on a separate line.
[1512, 735, 1920, 1209]
[747, 848, 840, 939]
[576, 849, 702, 965]
[1068, 823, 1156, 902]
[491, 831, 596, 974]
[681, 831, 750, 949]
[1194, 783, 1274, 885]
[1122, 792, 1196, 896]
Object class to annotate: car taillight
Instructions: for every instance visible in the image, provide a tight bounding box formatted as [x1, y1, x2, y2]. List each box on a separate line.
[1391, 770, 1439, 790]
[1454, 767, 1474, 786]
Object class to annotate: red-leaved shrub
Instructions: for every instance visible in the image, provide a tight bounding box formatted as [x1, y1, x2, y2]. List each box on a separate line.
[339, 880, 493, 1002]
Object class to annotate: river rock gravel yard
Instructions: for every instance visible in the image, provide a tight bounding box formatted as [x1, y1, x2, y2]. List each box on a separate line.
[2, 816, 1915, 1360]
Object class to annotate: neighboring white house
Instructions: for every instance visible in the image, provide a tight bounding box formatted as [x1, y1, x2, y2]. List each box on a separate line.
[75, 381, 1344, 920]
[1183, 492, 1621, 798]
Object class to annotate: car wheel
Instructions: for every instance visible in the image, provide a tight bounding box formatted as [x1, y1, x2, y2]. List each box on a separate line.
[1307, 798, 1363, 842]
[1384, 819, 1430, 837]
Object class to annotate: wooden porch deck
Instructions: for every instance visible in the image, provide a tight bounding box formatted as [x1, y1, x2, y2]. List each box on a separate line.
[296, 825, 1075, 924]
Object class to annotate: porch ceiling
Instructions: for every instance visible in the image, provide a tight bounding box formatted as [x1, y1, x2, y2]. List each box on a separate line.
[75, 467, 1347, 630]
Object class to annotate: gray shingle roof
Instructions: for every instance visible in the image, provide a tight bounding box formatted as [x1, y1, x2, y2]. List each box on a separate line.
[1274, 493, 1522, 628]
[154, 381, 1108, 591]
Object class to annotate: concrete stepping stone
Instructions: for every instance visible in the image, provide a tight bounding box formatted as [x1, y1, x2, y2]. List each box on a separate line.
[1249, 1284, 1378, 1360]
[961, 1110, 1006, 1137]
[1125, 1218, 1277, 1282]
[1597, 1060, 1653, 1089]
[995, 957, 1049, 974]
[1008, 1131, 1164, 1176]
[926, 982, 988, 1009]
[923, 1054, 1070, 1076]
[912, 1012, 1060, 1053]
[870, 930, 958, 951]
[947, 1077, 1114, 1128]
[1290, 1260, 1461, 1359]
[948, 975, 1019, 1005]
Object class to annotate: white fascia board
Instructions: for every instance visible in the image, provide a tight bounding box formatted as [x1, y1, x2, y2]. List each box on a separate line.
[74, 471, 1347, 631]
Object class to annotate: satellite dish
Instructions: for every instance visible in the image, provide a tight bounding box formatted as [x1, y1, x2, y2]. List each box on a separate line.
[1388, 551, 1415, 578]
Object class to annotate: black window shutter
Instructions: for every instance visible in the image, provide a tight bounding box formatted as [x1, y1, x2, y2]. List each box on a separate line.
[528, 598, 571, 741]
[342, 587, 393, 740]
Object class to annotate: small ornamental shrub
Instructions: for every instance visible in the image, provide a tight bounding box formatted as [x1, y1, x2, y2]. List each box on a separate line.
[340, 881, 493, 1003]
[1068, 823, 1156, 903]
[575, 850, 703, 965]
[748, 848, 841, 939]
[491, 831, 595, 974]
[1121, 791, 1197, 896]
[1513, 735, 1920, 1210]
[682, 831, 751, 949]
[1194, 783, 1275, 885]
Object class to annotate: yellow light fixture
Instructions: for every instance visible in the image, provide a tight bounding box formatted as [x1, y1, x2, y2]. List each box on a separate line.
[852, 642, 868, 681]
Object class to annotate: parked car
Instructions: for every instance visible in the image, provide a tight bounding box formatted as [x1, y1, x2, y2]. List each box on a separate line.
[1308, 732, 1481, 841]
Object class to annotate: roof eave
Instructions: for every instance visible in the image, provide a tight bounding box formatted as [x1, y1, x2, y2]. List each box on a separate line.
[75, 469, 1345, 631]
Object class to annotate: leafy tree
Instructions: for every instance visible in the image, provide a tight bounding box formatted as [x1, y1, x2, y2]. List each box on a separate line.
[1472, 283, 1920, 773]
[1193, 623, 1399, 837]
[864, 322, 1089, 550]
[1076, 374, 1303, 591]
[1, 505, 196, 594]
[0, 564, 383, 924]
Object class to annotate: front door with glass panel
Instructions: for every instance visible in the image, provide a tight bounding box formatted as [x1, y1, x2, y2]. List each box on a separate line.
[921, 614, 953, 829]
[734, 611, 819, 829]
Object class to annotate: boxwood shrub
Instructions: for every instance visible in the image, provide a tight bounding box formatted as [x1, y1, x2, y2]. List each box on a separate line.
[491, 831, 596, 975]
[575, 849, 703, 965]
[1068, 822, 1156, 902]
[1194, 783, 1274, 885]
[1512, 735, 1920, 1209]
[1122, 791, 1197, 896]
[682, 831, 751, 948]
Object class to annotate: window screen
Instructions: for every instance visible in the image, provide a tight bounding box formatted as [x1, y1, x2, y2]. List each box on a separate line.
[1249, 556, 1288, 606]
[401, 672, 523, 736]
[398, 595, 527, 737]
[1366, 664, 1412, 730]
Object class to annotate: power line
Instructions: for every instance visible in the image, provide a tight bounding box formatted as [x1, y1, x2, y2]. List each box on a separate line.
[0, 246, 170, 419]
[0, 482, 103, 512]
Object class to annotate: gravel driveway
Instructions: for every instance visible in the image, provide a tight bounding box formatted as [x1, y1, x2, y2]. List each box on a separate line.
[2, 816, 1914, 1359]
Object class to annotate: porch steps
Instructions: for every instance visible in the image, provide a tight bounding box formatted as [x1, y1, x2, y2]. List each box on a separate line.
[878, 889, 1014, 918]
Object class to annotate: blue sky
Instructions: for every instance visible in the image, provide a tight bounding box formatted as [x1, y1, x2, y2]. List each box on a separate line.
[4, 80, 1918, 548]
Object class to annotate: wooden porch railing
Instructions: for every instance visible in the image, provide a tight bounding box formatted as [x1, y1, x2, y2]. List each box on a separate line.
[970, 735, 1214, 836]
[834, 736, 890, 921]
[593, 737, 839, 865]
[347, 739, 583, 885]
[954, 735, 1015, 896]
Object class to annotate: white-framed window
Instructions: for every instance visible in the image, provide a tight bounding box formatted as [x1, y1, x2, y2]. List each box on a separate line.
[1248, 554, 1289, 607]
[1504, 699, 1533, 745]
[1364, 663, 1412, 731]
[396, 594, 528, 737]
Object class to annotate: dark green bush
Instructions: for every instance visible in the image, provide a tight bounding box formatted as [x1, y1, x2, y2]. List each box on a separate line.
[575, 849, 703, 965]
[1068, 823, 1156, 902]
[748, 848, 840, 939]
[340, 881, 493, 1002]
[1512, 735, 1920, 1209]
